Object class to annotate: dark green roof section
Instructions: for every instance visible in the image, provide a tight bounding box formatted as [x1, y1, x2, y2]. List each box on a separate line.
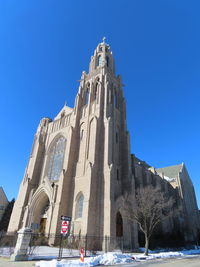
[156, 164, 183, 178]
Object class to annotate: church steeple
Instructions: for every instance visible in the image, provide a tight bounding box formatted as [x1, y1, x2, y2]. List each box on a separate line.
[89, 38, 115, 74]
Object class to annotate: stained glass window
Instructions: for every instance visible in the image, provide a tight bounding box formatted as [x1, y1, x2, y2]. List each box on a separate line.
[47, 137, 66, 181]
[75, 194, 84, 219]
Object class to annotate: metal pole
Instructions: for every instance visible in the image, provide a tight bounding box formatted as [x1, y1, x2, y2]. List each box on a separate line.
[58, 234, 63, 260]
[85, 234, 87, 257]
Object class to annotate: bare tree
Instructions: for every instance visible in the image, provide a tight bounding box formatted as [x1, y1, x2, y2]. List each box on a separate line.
[125, 185, 175, 256]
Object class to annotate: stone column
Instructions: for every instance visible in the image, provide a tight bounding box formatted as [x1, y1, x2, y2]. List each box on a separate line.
[10, 227, 32, 261]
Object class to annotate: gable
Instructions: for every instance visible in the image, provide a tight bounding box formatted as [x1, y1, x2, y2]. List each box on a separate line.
[156, 164, 183, 178]
[54, 105, 73, 120]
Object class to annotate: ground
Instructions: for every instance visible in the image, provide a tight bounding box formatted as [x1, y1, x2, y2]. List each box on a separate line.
[1, 256, 200, 267]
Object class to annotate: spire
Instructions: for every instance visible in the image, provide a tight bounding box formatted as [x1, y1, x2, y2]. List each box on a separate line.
[89, 38, 115, 74]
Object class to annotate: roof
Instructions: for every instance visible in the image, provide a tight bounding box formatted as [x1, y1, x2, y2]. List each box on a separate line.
[0, 187, 8, 202]
[132, 154, 151, 169]
[54, 105, 73, 120]
[156, 164, 183, 178]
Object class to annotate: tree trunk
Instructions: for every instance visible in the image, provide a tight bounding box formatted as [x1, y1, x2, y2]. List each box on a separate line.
[144, 234, 149, 256]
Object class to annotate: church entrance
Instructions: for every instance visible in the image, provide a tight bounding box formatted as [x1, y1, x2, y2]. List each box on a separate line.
[30, 192, 50, 235]
[116, 212, 123, 237]
[39, 218, 47, 234]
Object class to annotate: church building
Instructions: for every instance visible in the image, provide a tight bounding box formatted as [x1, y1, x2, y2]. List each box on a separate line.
[8, 40, 199, 249]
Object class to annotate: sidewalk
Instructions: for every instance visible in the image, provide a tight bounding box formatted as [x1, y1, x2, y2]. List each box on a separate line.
[0, 257, 37, 267]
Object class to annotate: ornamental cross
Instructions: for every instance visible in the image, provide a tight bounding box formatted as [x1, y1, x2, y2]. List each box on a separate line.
[102, 37, 106, 43]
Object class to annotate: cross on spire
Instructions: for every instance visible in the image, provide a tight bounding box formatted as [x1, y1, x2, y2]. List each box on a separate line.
[102, 37, 106, 43]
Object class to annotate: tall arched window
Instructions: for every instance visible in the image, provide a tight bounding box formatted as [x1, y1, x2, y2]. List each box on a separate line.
[114, 88, 118, 108]
[116, 212, 123, 237]
[97, 55, 103, 66]
[75, 193, 84, 219]
[106, 56, 109, 67]
[85, 83, 90, 105]
[94, 82, 98, 100]
[47, 137, 66, 181]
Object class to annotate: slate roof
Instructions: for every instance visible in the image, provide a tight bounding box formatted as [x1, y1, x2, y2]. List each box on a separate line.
[156, 164, 183, 178]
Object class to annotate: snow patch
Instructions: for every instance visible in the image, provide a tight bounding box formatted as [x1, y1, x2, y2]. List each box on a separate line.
[164, 176, 175, 182]
[35, 253, 134, 267]
[35, 249, 200, 267]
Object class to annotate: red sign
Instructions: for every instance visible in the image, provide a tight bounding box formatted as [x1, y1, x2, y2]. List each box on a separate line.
[61, 220, 69, 234]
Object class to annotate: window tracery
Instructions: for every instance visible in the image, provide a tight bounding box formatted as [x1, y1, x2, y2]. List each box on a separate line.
[47, 137, 66, 181]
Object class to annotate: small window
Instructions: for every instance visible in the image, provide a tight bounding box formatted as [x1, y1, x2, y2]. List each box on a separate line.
[75, 194, 84, 219]
[114, 89, 118, 108]
[97, 55, 103, 66]
[80, 129, 84, 140]
[117, 169, 119, 180]
[94, 83, 98, 99]
[116, 132, 118, 144]
[85, 83, 90, 105]
[85, 90, 89, 104]
[106, 56, 109, 67]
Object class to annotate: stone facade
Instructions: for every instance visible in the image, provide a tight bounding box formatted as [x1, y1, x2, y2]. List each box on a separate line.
[0, 187, 8, 221]
[8, 41, 199, 248]
[133, 156, 199, 244]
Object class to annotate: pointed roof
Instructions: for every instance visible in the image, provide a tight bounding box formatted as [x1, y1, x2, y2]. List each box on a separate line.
[156, 164, 183, 178]
[54, 104, 73, 120]
[0, 187, 8, 203]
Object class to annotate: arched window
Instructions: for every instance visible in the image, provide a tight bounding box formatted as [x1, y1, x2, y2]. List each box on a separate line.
[94, 77, 100, 102]
[47, 137, 66, 181]
[114, 89, 118, 108]
[117, 169, 119, 180]
[80, 129, 84, 140]
[94, 82, 98, 100]
[106, 56, 109, 67]
[85, 83, 90, 105]
[116, 212, 123, 237]
[97, 55, 103, 66]
[75, 194, 84, 219]
[116, 132, 118, 144]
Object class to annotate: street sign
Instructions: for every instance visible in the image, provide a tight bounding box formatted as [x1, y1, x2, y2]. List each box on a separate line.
[61, 220, 70, 235]
[61, 215, 72, 221]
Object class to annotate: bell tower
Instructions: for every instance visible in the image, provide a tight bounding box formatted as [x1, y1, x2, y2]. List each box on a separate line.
[72, 39, 136, 247]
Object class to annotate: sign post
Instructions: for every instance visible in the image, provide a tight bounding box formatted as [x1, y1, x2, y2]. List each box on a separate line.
[58, 215, 72, 260]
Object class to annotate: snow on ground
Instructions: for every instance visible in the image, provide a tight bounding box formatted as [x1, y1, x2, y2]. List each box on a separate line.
[0, 247, 14, 257]
[35, 248, 200, 267]
[1, 246, 200, 266]
[35, 253, 134, 267]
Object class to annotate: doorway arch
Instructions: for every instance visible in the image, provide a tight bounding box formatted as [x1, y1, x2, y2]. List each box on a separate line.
[29, 190, 50, 234]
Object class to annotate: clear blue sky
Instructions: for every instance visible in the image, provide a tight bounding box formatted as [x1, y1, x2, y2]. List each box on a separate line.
[0, 0, 200, 207]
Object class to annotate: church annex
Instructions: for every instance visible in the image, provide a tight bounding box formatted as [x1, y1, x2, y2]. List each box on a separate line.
[8, 40, 199, 249]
